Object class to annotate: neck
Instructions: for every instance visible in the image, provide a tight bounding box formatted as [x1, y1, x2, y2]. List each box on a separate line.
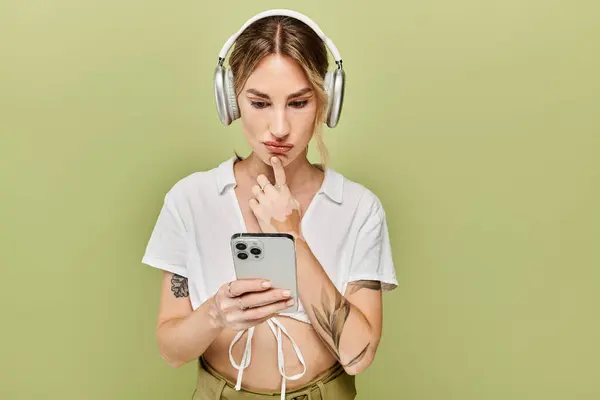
[234, 152, 322, 192]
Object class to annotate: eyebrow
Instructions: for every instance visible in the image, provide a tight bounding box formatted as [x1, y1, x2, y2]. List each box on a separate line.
[246, 87, 312, 100]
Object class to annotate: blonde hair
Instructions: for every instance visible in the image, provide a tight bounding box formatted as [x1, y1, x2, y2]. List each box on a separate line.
[228, 15, 330, 170]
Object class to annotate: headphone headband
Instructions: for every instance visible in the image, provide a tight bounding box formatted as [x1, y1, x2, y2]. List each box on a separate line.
[217, 9, 342, 65]
[213, 9, 346, 128]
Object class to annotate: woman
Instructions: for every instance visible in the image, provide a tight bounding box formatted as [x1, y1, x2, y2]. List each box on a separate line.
[142, 9, 398, 400]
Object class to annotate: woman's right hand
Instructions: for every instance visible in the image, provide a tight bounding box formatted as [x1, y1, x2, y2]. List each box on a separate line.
[208, 279, 294, 331]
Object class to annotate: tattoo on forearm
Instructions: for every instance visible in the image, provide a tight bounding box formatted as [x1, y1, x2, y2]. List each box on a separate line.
[346, 280, 382, 296]
[311, 286, 352, 363]
[345, 342, 370, 367]
[171, 274, 189, 298]
[312, 285, 374, 367]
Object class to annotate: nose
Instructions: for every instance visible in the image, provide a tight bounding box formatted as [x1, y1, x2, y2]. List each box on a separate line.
[268, 107, 291, 138]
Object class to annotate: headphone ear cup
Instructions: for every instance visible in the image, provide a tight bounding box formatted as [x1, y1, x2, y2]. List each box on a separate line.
[324, 72, 334, 125]
[214, 65, 230, 125]
[324, 70, 345, 128]
[213, 66, 240, 126]
[324, 71, 333, 98]
[225, 69, 240, 122]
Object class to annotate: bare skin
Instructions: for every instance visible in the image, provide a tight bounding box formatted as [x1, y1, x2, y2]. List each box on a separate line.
[155, 54, 385, 391]
[156, 156, 383, 390]
[202, 157, 338, 391]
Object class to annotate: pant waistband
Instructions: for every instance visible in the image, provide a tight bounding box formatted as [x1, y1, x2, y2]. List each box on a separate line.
[197, 355, 347, 399]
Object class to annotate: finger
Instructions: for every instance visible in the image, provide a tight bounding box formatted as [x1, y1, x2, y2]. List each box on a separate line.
[251, 184, 268, 204]
[263, 182, 278, 197]
[249, 198, 266, 222]
[243, 298, 295, 321]
[226, 278, 272, 297]
[224, 281, 237, 298]
[256, 174, 273, 192]
[241, 288, 292, 308]
[291, 197, 301, 212]
[256, 180, 277, 198]
[270, 156, 287, 186]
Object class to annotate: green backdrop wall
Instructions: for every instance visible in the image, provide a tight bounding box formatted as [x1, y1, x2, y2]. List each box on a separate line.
[1, 0, 598, 399]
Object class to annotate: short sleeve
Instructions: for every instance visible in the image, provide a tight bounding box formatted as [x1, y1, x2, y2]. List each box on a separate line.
[346, 199, 398, 292]
[141, 190, 189, 277]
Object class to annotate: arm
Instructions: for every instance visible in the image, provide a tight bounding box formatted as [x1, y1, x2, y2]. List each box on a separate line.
[247, 156, 395, 375]
[295, 239, 383, 375]
[145, 191, 291, 367]
[155, 271, 294, 368]
[143, 191, 221, 367]
[155, 271, 223, 368]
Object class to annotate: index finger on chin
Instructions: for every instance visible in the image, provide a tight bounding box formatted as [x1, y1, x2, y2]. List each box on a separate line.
[270, 156, 287, 186]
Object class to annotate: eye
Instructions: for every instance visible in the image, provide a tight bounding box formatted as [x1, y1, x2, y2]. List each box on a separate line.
[250, 101, 270, 109]
[289, 100, 308, 108]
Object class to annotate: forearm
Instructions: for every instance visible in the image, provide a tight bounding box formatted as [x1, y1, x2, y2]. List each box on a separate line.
[295, 238, 375, 375]
[156, 296, 223, 368]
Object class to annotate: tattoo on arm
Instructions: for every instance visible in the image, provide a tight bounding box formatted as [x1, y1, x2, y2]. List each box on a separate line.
[311, 286, 370, 367]
[345, 280, 382, 296]
[170, 274, 189, 298]
[345, 342, 370, 367]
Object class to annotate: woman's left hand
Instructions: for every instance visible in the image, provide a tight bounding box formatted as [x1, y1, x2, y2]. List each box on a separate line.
[249, 156, 303, 240]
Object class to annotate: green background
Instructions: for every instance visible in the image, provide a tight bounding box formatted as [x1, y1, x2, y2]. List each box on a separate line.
[1, 0, 599, 399]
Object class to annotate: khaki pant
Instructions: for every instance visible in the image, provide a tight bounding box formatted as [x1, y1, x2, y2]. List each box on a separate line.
[192, 356, 356, 400]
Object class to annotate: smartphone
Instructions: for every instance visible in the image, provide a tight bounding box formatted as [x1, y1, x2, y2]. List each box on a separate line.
[230, 233, 298, 313]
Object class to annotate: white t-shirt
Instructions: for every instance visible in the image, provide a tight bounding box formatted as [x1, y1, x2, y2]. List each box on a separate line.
[141, 155, 398, 396]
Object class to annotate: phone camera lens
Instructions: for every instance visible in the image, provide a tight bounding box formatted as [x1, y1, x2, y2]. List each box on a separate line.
[235, 242, 247, 251]
[250, 248, 261, 255]
[237, 252, 248, 260]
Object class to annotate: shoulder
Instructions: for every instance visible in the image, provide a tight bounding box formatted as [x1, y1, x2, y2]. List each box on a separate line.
[333, 169, 386, 221]
[162, 172, 205, 203]
[165, 171, 208, 199]
[162, 160, 225, 205]
[332, 171, 384, 214]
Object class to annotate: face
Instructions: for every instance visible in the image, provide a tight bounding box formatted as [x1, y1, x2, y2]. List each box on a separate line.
[237, 54, 317, 167]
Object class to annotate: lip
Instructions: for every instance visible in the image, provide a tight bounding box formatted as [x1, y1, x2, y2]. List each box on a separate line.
[264, 142, 294, 154]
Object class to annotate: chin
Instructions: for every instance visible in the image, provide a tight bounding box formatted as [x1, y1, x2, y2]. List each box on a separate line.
[260, 152, 294, 166]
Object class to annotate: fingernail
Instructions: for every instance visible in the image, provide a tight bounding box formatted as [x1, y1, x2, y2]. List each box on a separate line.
[282, 290, 291, 297]
[272, 157, 279, 163]
[262, 281, 272, 288]
[286, 299, 295, 306]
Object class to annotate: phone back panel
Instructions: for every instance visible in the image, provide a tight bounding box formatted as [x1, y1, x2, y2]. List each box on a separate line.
[230, 233, 298, 313]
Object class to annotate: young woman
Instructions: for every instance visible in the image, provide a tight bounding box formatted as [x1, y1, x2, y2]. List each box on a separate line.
[142, 9, 398, 400]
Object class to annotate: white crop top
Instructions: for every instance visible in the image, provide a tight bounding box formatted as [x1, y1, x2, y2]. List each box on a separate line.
[141, 156, 398, 398]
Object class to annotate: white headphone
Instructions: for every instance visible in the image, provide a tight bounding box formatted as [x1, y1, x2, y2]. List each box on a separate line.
[214, 9, 346, 128]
